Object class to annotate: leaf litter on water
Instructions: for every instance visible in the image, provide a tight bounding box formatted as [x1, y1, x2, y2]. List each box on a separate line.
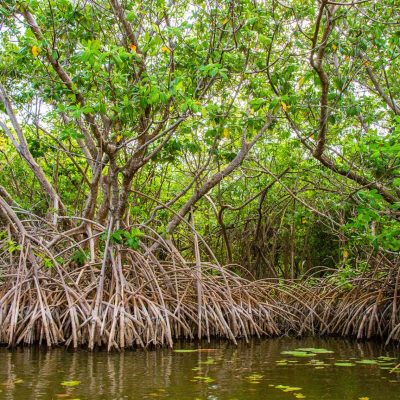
[61, 380, 81, 387]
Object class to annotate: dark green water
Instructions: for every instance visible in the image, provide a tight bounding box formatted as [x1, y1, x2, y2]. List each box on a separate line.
[0, 338, 399, 400]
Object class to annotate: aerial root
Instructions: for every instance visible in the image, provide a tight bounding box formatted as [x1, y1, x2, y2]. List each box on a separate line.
[0, 211, 399, 348]
[0, 214, 288, 349]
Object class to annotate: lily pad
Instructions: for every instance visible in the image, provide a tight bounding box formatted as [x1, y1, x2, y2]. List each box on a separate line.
[281, 351, 317, 357]
[356, 359, 378, 365]
[378, 361, 396, 366]
[334, 362, 356, 367]
[296, 347, 334, 354]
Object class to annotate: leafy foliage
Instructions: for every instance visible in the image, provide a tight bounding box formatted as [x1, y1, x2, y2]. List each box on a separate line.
[0, 0, 399, 279]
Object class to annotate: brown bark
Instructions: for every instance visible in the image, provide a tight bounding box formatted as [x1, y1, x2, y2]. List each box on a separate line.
[309, 2, 337, 158]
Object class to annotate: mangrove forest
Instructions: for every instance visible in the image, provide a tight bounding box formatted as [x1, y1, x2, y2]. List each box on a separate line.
[0, 0, 400, 357]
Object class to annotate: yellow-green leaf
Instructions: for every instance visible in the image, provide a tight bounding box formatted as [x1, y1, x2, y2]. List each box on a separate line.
[31, 45, 40, 57]
[61, 380, 81, 387]
[281, 101, 290, 112]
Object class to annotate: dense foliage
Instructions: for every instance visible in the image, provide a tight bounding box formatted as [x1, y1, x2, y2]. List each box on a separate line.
[1, 0, 399, 278]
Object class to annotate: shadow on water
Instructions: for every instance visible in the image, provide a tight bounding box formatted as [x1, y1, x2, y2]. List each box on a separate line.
[0, 338, 399, 400]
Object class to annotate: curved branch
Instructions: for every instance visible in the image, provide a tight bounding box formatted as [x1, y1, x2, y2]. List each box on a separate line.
[0, 83, 66, 218]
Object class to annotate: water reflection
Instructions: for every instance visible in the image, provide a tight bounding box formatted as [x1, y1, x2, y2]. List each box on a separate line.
[0, 338, 399, 399]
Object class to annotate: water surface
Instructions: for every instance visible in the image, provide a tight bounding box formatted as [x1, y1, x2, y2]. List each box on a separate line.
[0, 338, 399, 399]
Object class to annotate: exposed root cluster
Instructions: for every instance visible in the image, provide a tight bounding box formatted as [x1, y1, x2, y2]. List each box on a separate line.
[282, 265, 400, 343]
[0, 205, 399, 349]
[0, 248, 281, 349]
[0, 204, 285, 349]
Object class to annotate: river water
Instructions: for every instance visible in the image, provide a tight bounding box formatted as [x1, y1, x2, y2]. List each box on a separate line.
[0, 338, 399, 399]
